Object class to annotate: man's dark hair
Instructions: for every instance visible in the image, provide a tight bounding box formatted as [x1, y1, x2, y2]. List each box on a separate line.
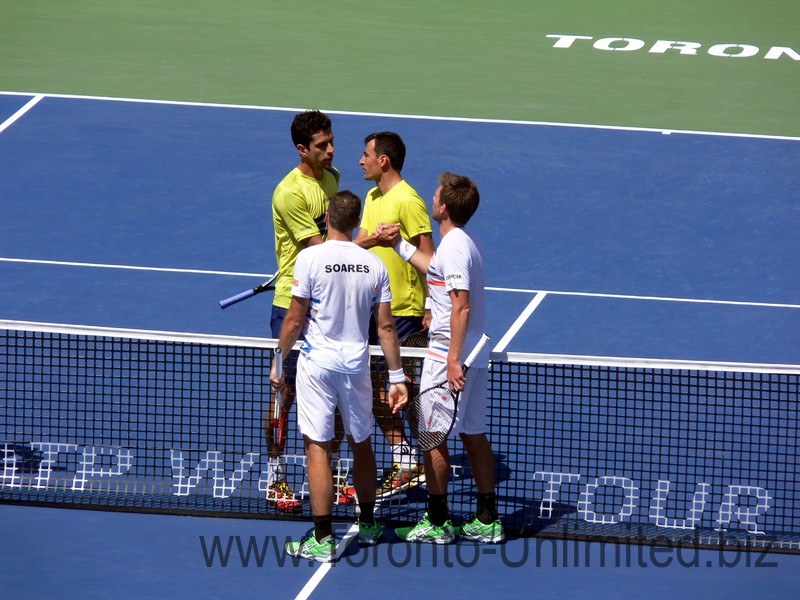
[327, 190, 362, 233]
[291, 110, 332, 148]
[438, 172, 480, 226]
[364, 131, 406, 172]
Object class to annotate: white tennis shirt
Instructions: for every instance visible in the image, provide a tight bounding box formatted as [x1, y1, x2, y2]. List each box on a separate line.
[426, 227, 490, 368]
[292, 240, 392, 373]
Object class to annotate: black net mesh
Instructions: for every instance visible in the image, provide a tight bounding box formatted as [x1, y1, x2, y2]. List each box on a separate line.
[1, 323, 797, 553]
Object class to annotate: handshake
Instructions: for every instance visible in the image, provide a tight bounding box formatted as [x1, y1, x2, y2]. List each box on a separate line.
[370, 222, 420, 263]
[372, 222, 402, 246]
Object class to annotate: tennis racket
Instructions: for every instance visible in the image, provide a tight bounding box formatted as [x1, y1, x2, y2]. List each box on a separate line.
[403, 333, 491, 451]
[400, 328, 429, 394]
[272, 348, 287, 447]
[400, 329, 430, 349]
[219, 270, 280, 309]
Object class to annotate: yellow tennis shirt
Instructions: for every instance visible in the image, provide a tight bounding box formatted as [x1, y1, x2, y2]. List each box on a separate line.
[272, 167, 338, 308]
[361, 180, 432, 317]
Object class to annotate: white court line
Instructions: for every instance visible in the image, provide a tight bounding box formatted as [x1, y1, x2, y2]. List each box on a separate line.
[0, 94, 44, 134]
[293, 523, 359, 600]
[0, 257, 266, 278]
[494, 292, 548, 353]
[486, 286, 800, 310]
[491, 284, 800, 354]
[3, 257, 799, 310]
[1, 90, 799, 141]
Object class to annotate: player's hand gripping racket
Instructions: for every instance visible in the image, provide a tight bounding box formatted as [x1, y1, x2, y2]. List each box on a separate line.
[219, 271, 280, 309]
[402, 333, 491, 451]
[272, 348, 287, 447]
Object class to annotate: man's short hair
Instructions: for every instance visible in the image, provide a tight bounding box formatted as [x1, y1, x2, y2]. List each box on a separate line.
[364, 131, 406, 172]
[291, 110, 332, 148]
[439, 172, 480, 226]
[327, 190, 362, 233]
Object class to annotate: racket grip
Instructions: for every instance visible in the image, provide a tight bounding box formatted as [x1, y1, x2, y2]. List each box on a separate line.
[463, 333, 491, 369]
[219, 288, 255, 309]
[273, 348, 284, 420]
[274, 348, 283, 379]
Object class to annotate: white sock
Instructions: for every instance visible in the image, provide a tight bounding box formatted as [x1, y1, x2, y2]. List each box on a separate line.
[392, 443, 418, 467]
[268, 456, 283, 482]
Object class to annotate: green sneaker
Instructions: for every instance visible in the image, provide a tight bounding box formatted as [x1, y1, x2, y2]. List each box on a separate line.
[458, 516, 505, 543]
[357, 520, 383, 546]
[285, 531, 335, 563]
[395, 513, 455, 544]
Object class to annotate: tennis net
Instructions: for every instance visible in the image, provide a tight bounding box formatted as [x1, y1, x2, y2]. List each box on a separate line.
[1, 320, 798, 553]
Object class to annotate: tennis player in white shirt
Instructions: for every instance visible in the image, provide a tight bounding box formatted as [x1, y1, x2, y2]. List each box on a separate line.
[271, 190, 408, 563]
[389, 172, 504, 545]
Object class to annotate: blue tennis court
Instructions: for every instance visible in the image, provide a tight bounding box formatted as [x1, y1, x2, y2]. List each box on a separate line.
[2, 93, 797, 357]
[1, 91, 798, 598]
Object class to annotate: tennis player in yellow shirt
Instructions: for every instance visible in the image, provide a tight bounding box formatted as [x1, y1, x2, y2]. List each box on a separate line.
[356, 131, 435, 498]
[268, 110, 343, 511]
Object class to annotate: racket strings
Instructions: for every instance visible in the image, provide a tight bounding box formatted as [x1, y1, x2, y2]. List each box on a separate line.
[404, 385, 456, 451]
[400, 329, 429, 394]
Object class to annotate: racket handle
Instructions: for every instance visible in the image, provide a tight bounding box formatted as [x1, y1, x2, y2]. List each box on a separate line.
[463, 333, 491, 370]
[274, 348, 284, 380]
[219, 288, 255, 309]
[273, 348, 284, 419]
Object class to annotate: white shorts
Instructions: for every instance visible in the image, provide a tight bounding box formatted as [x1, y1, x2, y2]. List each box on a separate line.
[295, 353, 374, 443]
[419, 359, 488, 436]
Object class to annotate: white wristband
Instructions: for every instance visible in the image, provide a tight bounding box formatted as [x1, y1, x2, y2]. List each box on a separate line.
[394, 239, 418, 262]
[388, 368, 406, 384]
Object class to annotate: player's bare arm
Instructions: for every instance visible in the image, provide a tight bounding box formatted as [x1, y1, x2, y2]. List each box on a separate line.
[299, 234, 325, 248]
[355, 223, 401, 249]
[447, 289, 471, 391]
[374, 300, 408, 412]
[270, 296, 309, 393]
